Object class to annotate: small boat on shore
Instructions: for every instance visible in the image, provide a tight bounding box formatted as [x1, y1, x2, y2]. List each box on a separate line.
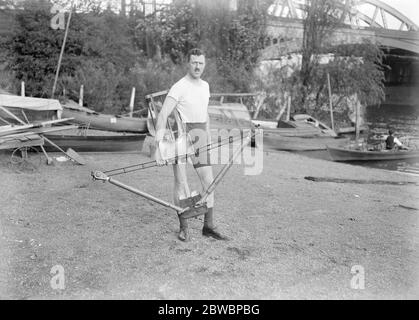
[256, 115, 343, 151]
[253, 114, 337, 138]
[62, 100, 148, 133]
[263, 134, 348, 151]
[44, 128, 146, 152]
[336, 125, 368, 135]
[327, 145, 419, 161]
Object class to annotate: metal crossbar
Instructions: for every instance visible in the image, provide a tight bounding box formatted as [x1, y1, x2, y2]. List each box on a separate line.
[92, 131, 254, 218]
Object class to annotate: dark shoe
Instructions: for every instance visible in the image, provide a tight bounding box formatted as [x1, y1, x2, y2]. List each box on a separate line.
[178, 228, 190, 242]
[202, 226, 230, 241]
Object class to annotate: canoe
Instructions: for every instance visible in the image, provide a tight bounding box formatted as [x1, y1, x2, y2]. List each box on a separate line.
[327, 146, 419, 161]
[44, 129, 146, 152]
[62, 101, 148, 133]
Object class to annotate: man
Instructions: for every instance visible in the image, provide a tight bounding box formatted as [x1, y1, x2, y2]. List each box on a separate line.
[385, 129, 409, 150]
[154, 48, 228, 242]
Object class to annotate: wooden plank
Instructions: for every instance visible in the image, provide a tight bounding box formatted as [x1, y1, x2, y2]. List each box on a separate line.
[0, 137, 44, 150]
[0, 125, 78, 142]
[145, 90, 168, 99]
[211, 93, 259, 97]
[0, 118, 74, 137]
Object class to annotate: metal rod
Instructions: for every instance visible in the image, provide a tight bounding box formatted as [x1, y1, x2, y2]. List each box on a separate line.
[107, 176, 185, 213]
[199, 134, 252, 205]
[104, 134, 246, 177]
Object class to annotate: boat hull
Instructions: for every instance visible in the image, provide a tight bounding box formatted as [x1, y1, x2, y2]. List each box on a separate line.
[62, 108, 148, 133]
[327, 146, 419, 161]
[263, 131, 347, 151]
[44, 130, 146, 152]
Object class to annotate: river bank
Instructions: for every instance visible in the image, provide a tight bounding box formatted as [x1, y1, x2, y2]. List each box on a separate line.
[0, 148, 418, 299]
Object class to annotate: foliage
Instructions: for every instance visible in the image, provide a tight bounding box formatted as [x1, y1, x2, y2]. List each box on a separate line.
[6, 0, 140, 109]
[3, 0, 386, 126]
[7, 0, 83, 97]
[136, 0, 269, 92]
[288, 0, 385, 120]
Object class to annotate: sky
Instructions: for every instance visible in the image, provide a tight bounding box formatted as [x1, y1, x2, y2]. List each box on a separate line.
[380, 0, 419, 26]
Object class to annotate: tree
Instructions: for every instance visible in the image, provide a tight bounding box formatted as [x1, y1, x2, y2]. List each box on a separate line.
[135, 0, 270, 91]
[7, 0, 85, 97]
[292, 0, 385, 119]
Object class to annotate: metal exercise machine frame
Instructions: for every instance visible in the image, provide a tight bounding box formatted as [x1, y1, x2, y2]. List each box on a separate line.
[92, 132, 254, 220]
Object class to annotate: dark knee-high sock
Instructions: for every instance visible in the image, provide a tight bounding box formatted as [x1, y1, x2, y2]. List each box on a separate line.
[179, 216, 188, 230]
[204, 207, 214, 229]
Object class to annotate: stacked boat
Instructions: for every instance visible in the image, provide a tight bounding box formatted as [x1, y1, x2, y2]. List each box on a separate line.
[46, 100, 148, 152]
[0, 95, 148, 154]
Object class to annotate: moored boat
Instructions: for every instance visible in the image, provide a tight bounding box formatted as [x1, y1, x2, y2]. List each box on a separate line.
[263, 133, 348, 151]
[327, 145, 419, 161]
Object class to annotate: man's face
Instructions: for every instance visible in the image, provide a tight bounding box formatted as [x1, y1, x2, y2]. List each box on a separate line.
[188, 54, 205, 79]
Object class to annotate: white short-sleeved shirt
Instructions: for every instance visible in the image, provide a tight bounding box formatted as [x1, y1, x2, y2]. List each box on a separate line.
[167, 76, 210, 123]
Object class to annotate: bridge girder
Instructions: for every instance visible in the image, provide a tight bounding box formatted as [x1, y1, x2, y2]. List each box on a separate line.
[265, 0, 419, 56]
[268, 0, 418, 31]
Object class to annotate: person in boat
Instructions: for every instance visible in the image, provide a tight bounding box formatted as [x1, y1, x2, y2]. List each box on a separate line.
[384, 129, 409, 150]
[153, 48, 228, 242]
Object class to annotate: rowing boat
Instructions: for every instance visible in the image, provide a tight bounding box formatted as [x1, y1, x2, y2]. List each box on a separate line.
[263, 133, 348, 151]
[327, 145, 419, 161]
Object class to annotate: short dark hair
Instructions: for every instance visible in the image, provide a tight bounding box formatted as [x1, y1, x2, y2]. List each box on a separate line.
[388, 129, 394, 135]
[187, 48, 205, 61]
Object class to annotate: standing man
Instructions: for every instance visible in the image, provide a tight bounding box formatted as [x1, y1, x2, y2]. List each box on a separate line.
[154, 48, 228, 242]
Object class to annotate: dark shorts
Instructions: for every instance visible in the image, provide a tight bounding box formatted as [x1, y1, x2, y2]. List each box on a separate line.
[185, 122, 211, 168]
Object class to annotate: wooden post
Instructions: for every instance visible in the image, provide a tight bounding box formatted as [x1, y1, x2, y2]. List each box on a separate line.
[129, 87, 136, 117]
[52, 2, 73, 98]
[253, 93, 266, 120]
[355, 96, 360, 142]
[327, 73, 335, 131]
[285, 95, 291, 121]
[79, 85, 84, 107]
[21, 81, 25, 96]
[276, 104, 287, 121]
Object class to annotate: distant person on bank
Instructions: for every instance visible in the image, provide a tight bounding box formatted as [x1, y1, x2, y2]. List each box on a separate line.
[385, 129, 409, 150]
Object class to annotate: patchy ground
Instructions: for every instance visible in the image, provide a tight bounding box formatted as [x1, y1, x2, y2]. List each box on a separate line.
[0, 147, 418, 299]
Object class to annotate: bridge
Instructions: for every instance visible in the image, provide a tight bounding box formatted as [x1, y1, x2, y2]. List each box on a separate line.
[262, 0, 419, 59]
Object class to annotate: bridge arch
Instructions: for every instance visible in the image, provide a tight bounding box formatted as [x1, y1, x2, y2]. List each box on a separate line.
[267, 0, 418, 31]
[265, 0, 419, 55]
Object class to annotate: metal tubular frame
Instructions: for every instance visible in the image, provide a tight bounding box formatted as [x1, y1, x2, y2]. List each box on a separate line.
[92, 131, 253, 218]
[94, 90, 257, 218]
